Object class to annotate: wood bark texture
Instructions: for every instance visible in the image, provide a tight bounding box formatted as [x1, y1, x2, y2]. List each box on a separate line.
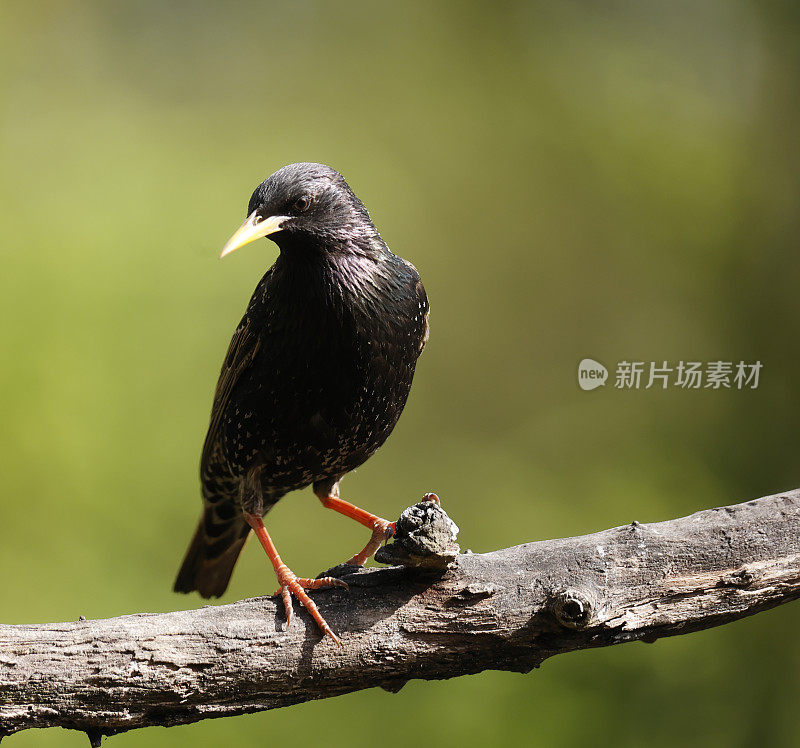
[1, 490, 798, 741]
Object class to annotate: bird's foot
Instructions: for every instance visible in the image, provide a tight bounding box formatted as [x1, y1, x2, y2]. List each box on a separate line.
[271, 568, 348, 645]
[344, 517, 396, 566]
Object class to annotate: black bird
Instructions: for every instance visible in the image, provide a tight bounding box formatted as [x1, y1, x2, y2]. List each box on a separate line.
[174, 163, 429, 643]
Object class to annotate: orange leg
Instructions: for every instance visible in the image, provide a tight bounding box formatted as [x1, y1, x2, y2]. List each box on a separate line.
[243, 512, 347, 645]
[314, 488, 396, 566]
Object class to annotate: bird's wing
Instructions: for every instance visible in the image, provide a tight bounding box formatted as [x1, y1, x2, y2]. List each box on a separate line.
[399, 257, 430, 356]
[415, 276, 430, 355]
[200, 315, 262, 479]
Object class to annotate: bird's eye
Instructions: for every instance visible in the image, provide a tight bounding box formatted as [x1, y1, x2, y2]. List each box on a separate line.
[293, 195, 312, 213]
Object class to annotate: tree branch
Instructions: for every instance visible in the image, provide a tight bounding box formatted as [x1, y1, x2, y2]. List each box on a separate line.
[1, 490, 799, 740]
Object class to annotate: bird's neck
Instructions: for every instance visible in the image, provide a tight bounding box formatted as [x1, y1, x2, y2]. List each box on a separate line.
[273, 224, 383, 258]
[266, 238, 395, 319]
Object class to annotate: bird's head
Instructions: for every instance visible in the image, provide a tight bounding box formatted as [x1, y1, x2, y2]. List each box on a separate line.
[220, 163, 374, 258]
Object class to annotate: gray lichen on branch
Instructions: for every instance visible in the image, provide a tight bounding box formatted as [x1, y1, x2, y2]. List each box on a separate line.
[376, 493, 460, 568]
[0, 489, 799, 741]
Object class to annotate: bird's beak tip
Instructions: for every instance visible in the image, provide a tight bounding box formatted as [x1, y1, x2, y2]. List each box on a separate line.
[218, 213, 290, 259]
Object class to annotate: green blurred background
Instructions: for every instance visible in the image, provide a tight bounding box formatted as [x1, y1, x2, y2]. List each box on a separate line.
[2, 0, 799, 745]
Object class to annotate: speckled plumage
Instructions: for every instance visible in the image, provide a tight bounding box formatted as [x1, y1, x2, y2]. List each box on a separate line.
[175, 164, 429, 598]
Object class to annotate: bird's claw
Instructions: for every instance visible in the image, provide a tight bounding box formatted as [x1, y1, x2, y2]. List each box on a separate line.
[345, 517, 396, 566]
[271, 572, 348, 645]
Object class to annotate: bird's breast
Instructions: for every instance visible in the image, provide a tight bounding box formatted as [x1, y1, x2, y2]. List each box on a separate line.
[220, 273, 423, 487]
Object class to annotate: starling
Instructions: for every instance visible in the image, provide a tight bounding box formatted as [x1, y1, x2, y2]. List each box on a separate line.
[174, 163, 429, 644]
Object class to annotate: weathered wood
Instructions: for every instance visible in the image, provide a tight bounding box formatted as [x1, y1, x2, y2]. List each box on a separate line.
[1, 489, 798, 740]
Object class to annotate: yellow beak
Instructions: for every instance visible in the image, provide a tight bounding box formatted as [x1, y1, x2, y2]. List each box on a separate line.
[219, 212, 291, 258]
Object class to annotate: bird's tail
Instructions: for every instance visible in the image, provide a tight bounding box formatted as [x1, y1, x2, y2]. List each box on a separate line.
[173, 504, 250, 598]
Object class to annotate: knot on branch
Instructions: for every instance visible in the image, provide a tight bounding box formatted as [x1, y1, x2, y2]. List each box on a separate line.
[375, 494, 460, 569]
[718, 566, 756, 588]
[551, 587, 596, 629]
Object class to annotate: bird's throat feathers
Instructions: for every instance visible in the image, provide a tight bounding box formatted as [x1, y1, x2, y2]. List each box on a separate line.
[265, 235, 408, 326]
